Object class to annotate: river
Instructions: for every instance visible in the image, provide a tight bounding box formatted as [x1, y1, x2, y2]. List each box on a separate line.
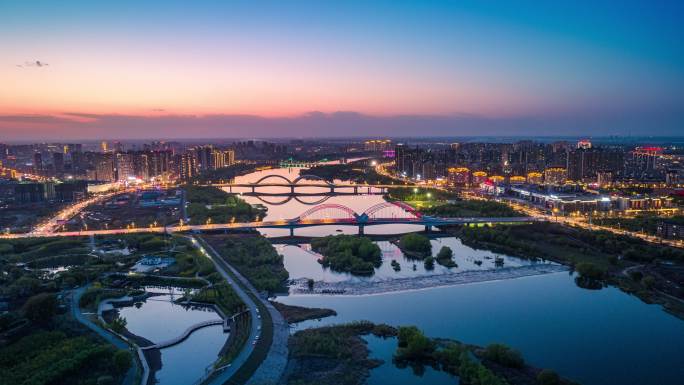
[228, 167, 684, 385]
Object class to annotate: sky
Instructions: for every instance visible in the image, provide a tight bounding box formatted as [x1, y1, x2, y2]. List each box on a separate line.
[1, 0, 683, 140]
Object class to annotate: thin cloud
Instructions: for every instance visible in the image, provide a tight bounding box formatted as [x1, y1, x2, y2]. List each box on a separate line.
[16, 60, 49, 68]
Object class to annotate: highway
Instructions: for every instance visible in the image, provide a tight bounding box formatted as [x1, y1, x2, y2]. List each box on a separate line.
[29, 187, 133, 235]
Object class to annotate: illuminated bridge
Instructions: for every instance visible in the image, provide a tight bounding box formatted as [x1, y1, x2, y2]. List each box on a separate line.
[5, 201, 544, 239]
[206, 174, 415, 195]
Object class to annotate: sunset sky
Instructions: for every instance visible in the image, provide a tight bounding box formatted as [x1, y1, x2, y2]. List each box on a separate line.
[1, 0, 683, 139]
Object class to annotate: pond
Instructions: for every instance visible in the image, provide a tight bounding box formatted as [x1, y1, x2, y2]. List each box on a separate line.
[116, 287, 227, 385]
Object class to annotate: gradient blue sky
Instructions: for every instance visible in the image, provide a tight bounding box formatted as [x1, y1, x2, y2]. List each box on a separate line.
[1, 0, 683, 139]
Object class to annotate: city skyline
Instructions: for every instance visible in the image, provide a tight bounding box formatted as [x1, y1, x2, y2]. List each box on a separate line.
[2, 1, 684, 139]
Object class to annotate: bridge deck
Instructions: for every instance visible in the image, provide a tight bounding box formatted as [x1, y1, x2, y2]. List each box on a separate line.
[2, 216, 544, 239]
[141, 319, 224, 350]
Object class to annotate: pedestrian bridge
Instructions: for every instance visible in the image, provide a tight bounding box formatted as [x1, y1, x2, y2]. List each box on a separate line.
[141, 319, 225, 350]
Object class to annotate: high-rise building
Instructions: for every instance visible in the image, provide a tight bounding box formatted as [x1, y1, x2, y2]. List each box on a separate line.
[527, 171, 543, 185]
[116, 153, 134, 181]
[95, 155, 116, 182]
[52, 152, 64, 175]
[544, 167, 567, 185]
[195, 145, 214, 171]
[394, 144, 408, 176]
[224, 149, 235, 166]
[212, 149, 226, 169]
[101, 141, 108, 153]
[666, 170, 679, 186]
[597, 171, 614, 187]
[567, 148, 624, 182]
[179, 153, 197, 180]
[364, 139, 391, 152]
[447, 167, 471, 186]
[33, 152, 43, 175]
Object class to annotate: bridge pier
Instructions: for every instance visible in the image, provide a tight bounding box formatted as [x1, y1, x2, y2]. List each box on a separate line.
[251, 186, 255, 193]
[290, 185, 295, 194]
[424, 225, 431, 233]
[353, 186, 358, 194]
[358, 225, 364, 235]
[289, 227, 294, 237]
[329, 186, 335, 194]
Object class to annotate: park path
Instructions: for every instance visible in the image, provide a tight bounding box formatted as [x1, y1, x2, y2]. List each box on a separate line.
[71, 286, 146, 385]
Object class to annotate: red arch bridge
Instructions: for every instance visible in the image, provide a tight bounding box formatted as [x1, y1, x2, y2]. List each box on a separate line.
[4, 202, 544, 239]
[190, 201, 544, 236]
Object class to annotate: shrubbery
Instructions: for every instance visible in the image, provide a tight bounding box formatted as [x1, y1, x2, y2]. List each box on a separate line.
[214, 236, 289, 292]
[312, 235, 382, 276]
[399, 233, 432, 256]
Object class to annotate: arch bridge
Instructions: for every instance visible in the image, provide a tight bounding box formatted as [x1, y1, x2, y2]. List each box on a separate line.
[211, 173, 409, 195]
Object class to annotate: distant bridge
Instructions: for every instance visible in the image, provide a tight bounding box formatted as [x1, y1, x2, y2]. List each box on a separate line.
[206, 174, 414, 195]
[5, 201, 544, 238]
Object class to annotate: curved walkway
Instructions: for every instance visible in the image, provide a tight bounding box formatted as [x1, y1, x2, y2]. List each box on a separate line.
[142, 319, 224, 350]
[71, 286, 146, 385]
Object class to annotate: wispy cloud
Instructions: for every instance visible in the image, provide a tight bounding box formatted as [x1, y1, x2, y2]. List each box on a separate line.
[1, 108, 680, 140]
[16, 60, 49, 68]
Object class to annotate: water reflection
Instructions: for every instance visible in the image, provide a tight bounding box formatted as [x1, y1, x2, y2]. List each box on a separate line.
[116, 287, 226, 385]
[277, 237, 538, 283]
[277, 273, 684, 385]
[364, 335, 456, 385]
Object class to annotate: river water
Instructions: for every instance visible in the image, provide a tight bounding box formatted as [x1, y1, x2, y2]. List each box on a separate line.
[229, 167, 684, 385]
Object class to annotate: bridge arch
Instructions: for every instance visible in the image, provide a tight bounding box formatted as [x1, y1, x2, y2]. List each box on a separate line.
[254, 174, 294, 185]
[294, 204, 358, 221]
[254, 195, 331, 206]
[363, 201, 422, 220]
[292, 174, 333, 186]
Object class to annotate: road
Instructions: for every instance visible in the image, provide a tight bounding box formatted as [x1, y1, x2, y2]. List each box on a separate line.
[190, 237, 261, 385]
[500, 197, 684, 249]
[30, 187, 133, 235]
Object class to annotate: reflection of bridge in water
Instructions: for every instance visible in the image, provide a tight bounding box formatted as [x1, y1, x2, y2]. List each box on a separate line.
[207, 174, 414, 195]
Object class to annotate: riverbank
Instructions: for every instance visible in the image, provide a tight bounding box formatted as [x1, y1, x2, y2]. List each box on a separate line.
[271, 301, 337, 323]
[288, 263, 568, 296]
[280, 321, 579, 385]
[450, 223, 684, 320]
[281, 322, 396, 385]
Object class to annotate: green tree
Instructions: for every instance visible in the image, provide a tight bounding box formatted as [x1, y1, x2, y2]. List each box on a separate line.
[537, 369, 561, 385]
[483, 343, 524, 368]
[642, 275, 656, 289]
[400, 233, 432, 255]
[437, 246, 453, 260]
[424, 256, 435, 270]
[575, 262, 605, 280]
[21, 293, 58, 325]
[112, 350, 132, 374]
